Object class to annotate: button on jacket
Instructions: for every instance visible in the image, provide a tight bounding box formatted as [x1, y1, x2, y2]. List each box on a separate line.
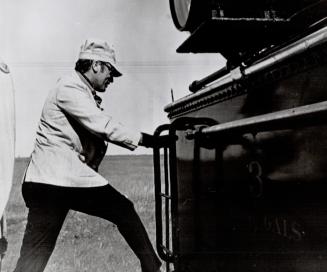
[25, 71, 141, 187]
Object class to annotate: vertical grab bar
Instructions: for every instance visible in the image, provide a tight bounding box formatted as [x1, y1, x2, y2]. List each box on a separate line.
[153, 124, 175, 264]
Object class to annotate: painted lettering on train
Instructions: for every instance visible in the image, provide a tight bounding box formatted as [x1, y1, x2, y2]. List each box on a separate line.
[249, 215, 305, 242]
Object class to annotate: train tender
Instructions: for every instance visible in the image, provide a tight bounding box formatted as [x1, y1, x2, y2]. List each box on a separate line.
[152, 1, 327, 271]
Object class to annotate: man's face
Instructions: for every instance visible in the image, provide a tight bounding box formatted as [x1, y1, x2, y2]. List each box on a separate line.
[92, 62, 114, 92]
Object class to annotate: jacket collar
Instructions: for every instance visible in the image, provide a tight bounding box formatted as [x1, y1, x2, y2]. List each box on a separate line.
[76, 71, 103, 110]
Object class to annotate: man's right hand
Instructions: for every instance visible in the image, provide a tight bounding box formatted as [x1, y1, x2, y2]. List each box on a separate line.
[139, 133, 175, 148]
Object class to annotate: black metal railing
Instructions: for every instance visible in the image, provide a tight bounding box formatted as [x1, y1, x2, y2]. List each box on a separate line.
[152, 117, 218, 271]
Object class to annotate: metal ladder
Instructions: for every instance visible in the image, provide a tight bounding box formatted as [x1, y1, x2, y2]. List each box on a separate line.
[152, 117, 218, 272]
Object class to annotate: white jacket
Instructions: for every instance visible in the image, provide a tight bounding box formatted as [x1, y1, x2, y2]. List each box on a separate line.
[25, 71, 141, 187]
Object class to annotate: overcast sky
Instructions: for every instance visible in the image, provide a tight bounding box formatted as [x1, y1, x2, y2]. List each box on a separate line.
[1, 0, 225, 156]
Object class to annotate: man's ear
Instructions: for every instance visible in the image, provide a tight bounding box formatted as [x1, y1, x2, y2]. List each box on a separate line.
[91, 61, 101, 73]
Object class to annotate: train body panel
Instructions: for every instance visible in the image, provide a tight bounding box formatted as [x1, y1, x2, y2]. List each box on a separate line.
[153, 1, 327, 271]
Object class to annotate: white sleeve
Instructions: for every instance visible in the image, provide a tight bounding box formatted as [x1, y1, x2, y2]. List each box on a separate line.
[56, 83, 141, 150]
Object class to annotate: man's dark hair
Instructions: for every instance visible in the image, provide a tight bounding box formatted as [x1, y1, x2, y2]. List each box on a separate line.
[75, 59, 93, 74]
[75, 59, 107, 74]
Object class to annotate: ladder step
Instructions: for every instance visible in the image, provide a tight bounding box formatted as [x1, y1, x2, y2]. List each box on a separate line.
[160, 193, 172, 199]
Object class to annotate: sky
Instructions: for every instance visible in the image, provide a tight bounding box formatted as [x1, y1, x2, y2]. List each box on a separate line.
[0, 0, 225, 156]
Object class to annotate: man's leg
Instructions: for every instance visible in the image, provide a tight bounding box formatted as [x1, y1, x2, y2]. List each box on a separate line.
[13, 183, 68, 272]
[71, 184, 162, 272]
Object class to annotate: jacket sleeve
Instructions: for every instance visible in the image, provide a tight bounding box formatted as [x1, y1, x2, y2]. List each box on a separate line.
[56, 82, 141, 151]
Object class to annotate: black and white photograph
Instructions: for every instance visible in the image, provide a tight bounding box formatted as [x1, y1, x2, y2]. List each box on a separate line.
[1, 0, 327, 271]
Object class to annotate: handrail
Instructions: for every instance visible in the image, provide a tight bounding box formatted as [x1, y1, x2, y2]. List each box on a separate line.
[194, 100, 327, 137]
[245, 24, 327, 76]
[188, 66, 229, 93]
[153, 124, 174, 263]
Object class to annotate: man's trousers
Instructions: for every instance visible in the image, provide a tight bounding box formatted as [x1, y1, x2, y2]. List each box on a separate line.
[13, 181, 161, 272]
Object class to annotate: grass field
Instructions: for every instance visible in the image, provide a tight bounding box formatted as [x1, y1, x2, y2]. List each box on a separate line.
[3, 155, 159, 272]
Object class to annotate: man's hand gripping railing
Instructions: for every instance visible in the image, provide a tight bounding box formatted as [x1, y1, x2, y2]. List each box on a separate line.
[140, 132, 176, 149]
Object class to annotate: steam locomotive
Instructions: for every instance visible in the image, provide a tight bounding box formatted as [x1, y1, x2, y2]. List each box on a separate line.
[152, 1, 327, 271]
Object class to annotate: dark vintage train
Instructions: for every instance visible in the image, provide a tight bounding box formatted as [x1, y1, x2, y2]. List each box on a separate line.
[152, 1, 327, 271]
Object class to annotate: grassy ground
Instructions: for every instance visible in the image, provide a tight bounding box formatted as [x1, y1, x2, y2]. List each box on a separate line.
[3, 155, 158, 272]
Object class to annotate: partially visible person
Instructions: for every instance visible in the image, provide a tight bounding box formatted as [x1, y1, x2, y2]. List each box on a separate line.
[0, 58, 15, 219]
[0, 58, 15, 265]
[13, 39, 164, 272]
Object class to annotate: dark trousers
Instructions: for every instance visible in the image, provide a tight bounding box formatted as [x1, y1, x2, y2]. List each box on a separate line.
[13, 182, 161, 272]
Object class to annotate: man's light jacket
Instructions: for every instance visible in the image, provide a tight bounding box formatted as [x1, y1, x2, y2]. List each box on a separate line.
[25, 71, 141, 187]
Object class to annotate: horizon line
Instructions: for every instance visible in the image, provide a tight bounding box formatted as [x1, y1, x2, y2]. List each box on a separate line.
[8, 59, 223, 68]
[15, 153, 155, 159]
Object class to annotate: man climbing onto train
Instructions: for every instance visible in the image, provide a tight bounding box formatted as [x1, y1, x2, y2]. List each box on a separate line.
[13, 38, 164, 272]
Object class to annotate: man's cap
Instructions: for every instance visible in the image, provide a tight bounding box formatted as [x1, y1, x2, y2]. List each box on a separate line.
[78, 38, 122, 77]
